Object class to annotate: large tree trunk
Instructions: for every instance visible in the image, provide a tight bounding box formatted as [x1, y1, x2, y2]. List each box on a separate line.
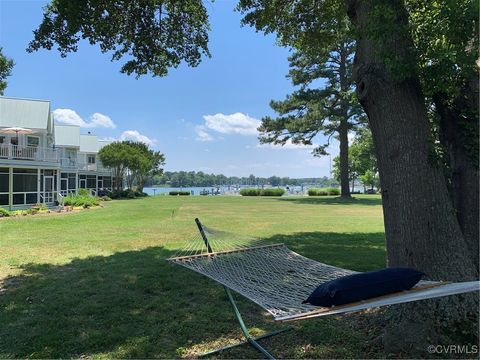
[433, 81, 479, 273]
[347, 0, 477, 282]
[339, 43, 352, 198]
[346, 1, 478, 351]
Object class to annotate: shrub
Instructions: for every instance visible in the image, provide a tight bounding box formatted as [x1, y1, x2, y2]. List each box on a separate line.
[83, 202, 93, 209]
[240, 188, 260, 196]
[64, 194, 99, 207]
[78, 188, 89, 196]
[134, 190, 148, 197]
[308, 187, 340, 196]
[261, 188, 285, 196]
[100, 196, 112, 201]
[169, 191, 190, 196]
[0, 208, 11, 217]
[31, 203, 48, 211]
[240, 188, 285, 196]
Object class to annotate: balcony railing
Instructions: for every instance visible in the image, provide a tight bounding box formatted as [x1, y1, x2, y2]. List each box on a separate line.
[0, 144, 59, 162]
[76, 161, 111, 173]
[60, 157, 77, 169]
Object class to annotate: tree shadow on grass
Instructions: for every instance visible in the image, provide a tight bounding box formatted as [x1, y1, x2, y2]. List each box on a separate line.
[0, 247, 276, 358]
[262, 231, 386, 273]
[0, 232, 387, 359]
[273, 196, 383, 207]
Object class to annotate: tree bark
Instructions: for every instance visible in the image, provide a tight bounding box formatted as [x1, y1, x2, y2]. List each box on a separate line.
[347, 0, 477, 282]
[433, 81, 479, 273]
[339, 42, 352, 198]
[346, 0, 478, 352]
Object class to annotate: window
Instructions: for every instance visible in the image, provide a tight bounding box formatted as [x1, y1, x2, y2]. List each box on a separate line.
[0, 173, 8, 192]
[68, 174, 76, 189]
[10, 137, 18, 145]
[27, 136, 40, 147]
[0, 168, 8, 193]
[0, 136, 4, 144]
[87, 175, 96, 188]
[13, 172, 37, 192]
[88, 155, 96, 164]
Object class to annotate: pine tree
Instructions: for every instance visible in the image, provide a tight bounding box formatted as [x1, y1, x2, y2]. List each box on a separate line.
[258, 37, 365, 198]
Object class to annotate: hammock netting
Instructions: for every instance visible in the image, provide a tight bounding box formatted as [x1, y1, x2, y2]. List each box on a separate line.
[168, 224, 479, 321]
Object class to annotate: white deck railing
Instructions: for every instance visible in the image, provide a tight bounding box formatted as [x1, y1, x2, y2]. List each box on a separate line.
[0, 144, 59, 162]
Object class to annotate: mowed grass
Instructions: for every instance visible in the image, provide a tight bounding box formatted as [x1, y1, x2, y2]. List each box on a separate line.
[0, 195, 386, 358]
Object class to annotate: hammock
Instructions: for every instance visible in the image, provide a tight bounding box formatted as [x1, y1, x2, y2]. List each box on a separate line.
[167, 219, 479, 358]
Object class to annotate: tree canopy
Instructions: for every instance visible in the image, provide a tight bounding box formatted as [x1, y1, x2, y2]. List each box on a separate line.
[98, 141, 165, 191]
[0, 47, 14, 95]
[27, 0, 211, 77]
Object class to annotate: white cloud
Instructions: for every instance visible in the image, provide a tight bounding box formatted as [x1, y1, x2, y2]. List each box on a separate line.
[120, 130, 155, 146]
[257, 139, 318, 150]
[53, 109, 116, 129]
[195, 125, 214, 142]
[202, 112, 261, 136]
[89, 113, 116, 128]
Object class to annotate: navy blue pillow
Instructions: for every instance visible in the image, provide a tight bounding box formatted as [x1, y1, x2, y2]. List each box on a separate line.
[303, 267, 424, 307]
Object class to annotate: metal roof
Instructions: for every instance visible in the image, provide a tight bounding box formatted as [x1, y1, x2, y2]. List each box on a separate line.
[0, 97, 51, 130]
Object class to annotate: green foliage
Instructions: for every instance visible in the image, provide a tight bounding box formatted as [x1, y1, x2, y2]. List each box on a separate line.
[333, 128, 378, 187]
[240, 188, 260, 196]
[240, 188, 285, 196]
[0, 47, 14, 95]
[261, 188, 285, 196]
[100, 196, 112, 202]
[406, 0, 478, 98]
[359, 170, 379, 190]
[64, 194, 99, 207]
[168, 191, 190, 196]
[308, 188, 340, 196]
[99, 141, 165, 192]
[148, 171, 337, 188]
[32, 203, 49, 211]
[77, 188, 89, 196]
[27, 0, 211, 77]
[258, 44, 365, 158]
[0, 208, 11, 217]
[109, 189, 147, 199]
[123, 141, 165, 192]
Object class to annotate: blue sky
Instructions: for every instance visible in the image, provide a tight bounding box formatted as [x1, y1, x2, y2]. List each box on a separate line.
[0, 0, 336, 177]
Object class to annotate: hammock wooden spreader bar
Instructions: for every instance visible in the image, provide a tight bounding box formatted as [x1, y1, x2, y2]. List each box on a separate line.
[167, 218, 480, 359]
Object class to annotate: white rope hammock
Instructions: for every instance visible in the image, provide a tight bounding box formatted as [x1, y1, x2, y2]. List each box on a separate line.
[168, 223, 479, 322]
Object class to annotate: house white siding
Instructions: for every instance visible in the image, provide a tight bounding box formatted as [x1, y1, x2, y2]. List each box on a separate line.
[0, 96, 115, 209]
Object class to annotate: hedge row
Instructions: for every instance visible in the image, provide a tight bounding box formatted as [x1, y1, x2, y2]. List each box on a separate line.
[109, 189, 148, 199]
[169, 191, 191, 196]
[240, 188, 285, 196]
[307, 187, 340, 196]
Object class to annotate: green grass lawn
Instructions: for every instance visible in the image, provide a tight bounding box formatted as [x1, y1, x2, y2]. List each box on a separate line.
[0, 195, 386, 358]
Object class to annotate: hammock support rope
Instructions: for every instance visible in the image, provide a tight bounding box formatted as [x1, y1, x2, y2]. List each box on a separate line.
[167, 218, 480, 359]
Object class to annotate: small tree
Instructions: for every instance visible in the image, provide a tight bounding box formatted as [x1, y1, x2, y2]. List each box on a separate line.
[98, 142, 132, 191]
[124, 141, 165, 192]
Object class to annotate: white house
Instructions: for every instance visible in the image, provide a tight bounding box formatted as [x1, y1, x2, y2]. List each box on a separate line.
[0, 96, 115, 210]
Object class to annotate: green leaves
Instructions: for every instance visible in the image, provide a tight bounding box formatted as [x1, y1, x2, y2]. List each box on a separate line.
[258, 43, 365, 157]
[0, 47, 14, 95]
[98, 141, 165, 191]
[28, 0, 211, 77]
